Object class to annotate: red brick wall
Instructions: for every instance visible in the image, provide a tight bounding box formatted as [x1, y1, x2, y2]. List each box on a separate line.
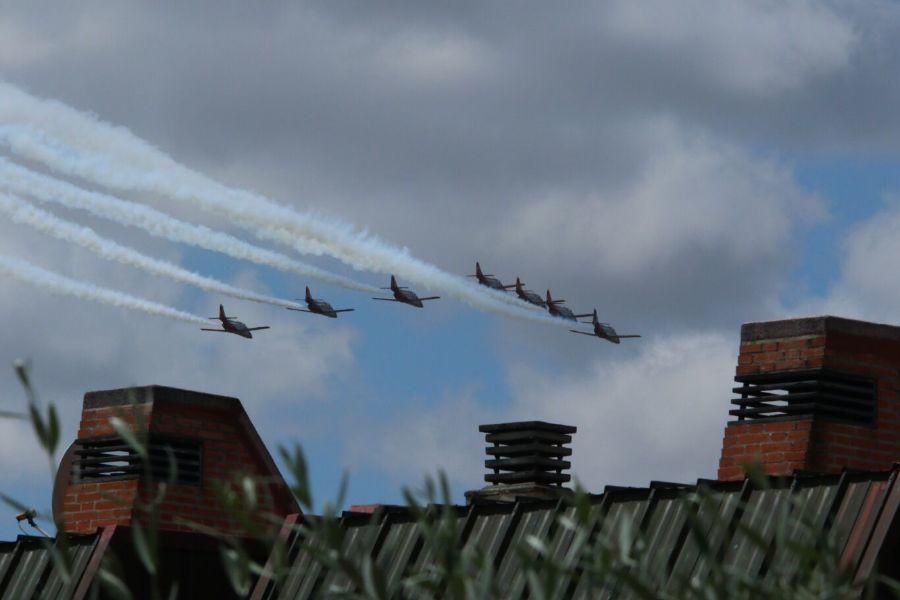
[735, 336, 826, 376]
[719, 317, 900, 481]
[59, 387, 297, 534]
[718, 419, 813, 481]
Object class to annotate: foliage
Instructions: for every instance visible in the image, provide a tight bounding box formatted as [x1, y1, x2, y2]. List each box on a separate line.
[1, 361, 898, 599]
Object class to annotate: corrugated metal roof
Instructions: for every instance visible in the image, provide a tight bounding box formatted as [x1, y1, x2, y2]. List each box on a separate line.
[0, 529, 108, 600]
[252, 468, 900, 599]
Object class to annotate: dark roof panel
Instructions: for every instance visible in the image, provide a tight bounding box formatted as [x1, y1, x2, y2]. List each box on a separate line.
[0, 531, 107, 599]
[253, 467, 900, 599]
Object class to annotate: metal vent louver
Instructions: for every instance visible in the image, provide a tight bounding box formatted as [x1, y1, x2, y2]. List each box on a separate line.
[479, 421, 576, 487]
[72, 435, 202, 485]
[730, 369, 875, 424]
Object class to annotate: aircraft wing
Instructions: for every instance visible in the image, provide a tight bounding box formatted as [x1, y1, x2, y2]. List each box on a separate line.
[201, 328, 228, 332]
[334, 308, 355, 313]
[371, 297, 398, 302]
[419, 296, 440, 301]
[568, 330, 596, 337]
[247, 326, 271, 331]
[618, 334, 641, 338]
[574, 313, 593, 318]
[286, 308, 312, 313]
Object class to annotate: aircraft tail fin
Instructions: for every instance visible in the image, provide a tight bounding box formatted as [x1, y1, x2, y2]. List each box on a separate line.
[390, 275, 398, 290]
[546, 290, 565, 304]
[305, 286, 311, 302]
[475, 262, 483, 277]
[219, 304, 226, 321]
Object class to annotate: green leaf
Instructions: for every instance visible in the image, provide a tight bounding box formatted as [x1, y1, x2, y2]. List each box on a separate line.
[27, 401, 49, 452]
[0, 491, 31, 513]
[96, 569, 133, 600]
[47, 403, 60, 456]
[46, 540, 73, 586]
[131, 520, 157, 576]
[241, 475, 258, 510]
[220, 546, 251, 595]
[13, 359, 31, 392]
[109, 416, 147, 459]
[279, 443, 313, 509]
[166, 582, 180, 600]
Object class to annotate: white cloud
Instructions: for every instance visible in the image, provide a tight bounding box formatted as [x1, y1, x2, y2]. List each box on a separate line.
[815, 196, 900, 321]
[498, 119, 823, 279]
[507, 333, 738, 489]
[351, 332, 738, 493]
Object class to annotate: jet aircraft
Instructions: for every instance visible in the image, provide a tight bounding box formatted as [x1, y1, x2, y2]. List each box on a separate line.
[287, 286, 355, 318]
[570, 309, 641, 344]
[469, 262, 510, 291]
[201, 304, 270, 339]
[372, 275, 440, 308]
[546, 290, 592, 321]
[508, 277, 547, 308]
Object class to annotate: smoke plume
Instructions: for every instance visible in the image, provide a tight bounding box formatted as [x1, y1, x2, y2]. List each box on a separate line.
[0, 82, 582, 329]
[0, 157, 379, 293]
[0, 253, 209, 325]
[0, 193, 305, 311]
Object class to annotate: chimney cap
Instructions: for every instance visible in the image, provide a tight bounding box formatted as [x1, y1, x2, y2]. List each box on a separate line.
[83, 385, 240, 410]
[474, 420, 577, 501]
[479, 421, 577, 434]
[741, 315, 900, 342]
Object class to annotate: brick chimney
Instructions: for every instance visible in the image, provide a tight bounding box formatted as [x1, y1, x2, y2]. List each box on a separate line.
[718, 316, 900, 480]
[54, 386, 298, 534]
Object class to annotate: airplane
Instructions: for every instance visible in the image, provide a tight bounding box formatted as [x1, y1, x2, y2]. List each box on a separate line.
[570, 309, 641, 344]
[201, 304, 270, 339]
[371, 275, 440, 308]
[546, 289, 592, 321]
[507, 277, 547, 308]
[468, 262, 510, 291]
[287, 286, 355, 318]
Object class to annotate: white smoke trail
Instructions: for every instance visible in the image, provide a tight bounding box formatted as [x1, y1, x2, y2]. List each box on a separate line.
[0, 253, 209, 325]
[0, 193, 305, 310]
[0, 158, 379, 293]
[0, 121, 573, 328]
[0, 82, 572, 323]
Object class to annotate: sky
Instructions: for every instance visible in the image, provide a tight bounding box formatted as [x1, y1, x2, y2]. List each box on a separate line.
[1, 1, 900, 540]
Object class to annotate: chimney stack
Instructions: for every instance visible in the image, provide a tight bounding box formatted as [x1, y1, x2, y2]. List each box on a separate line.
[466, 421, 576, 503]
[719, 316, 900, 480]
[54, 385, 298, 534]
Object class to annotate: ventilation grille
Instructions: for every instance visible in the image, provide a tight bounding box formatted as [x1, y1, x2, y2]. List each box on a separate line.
[479, 421, 576, 487]
[72, 435, 202, 485]
[730, 369, 875, 424]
